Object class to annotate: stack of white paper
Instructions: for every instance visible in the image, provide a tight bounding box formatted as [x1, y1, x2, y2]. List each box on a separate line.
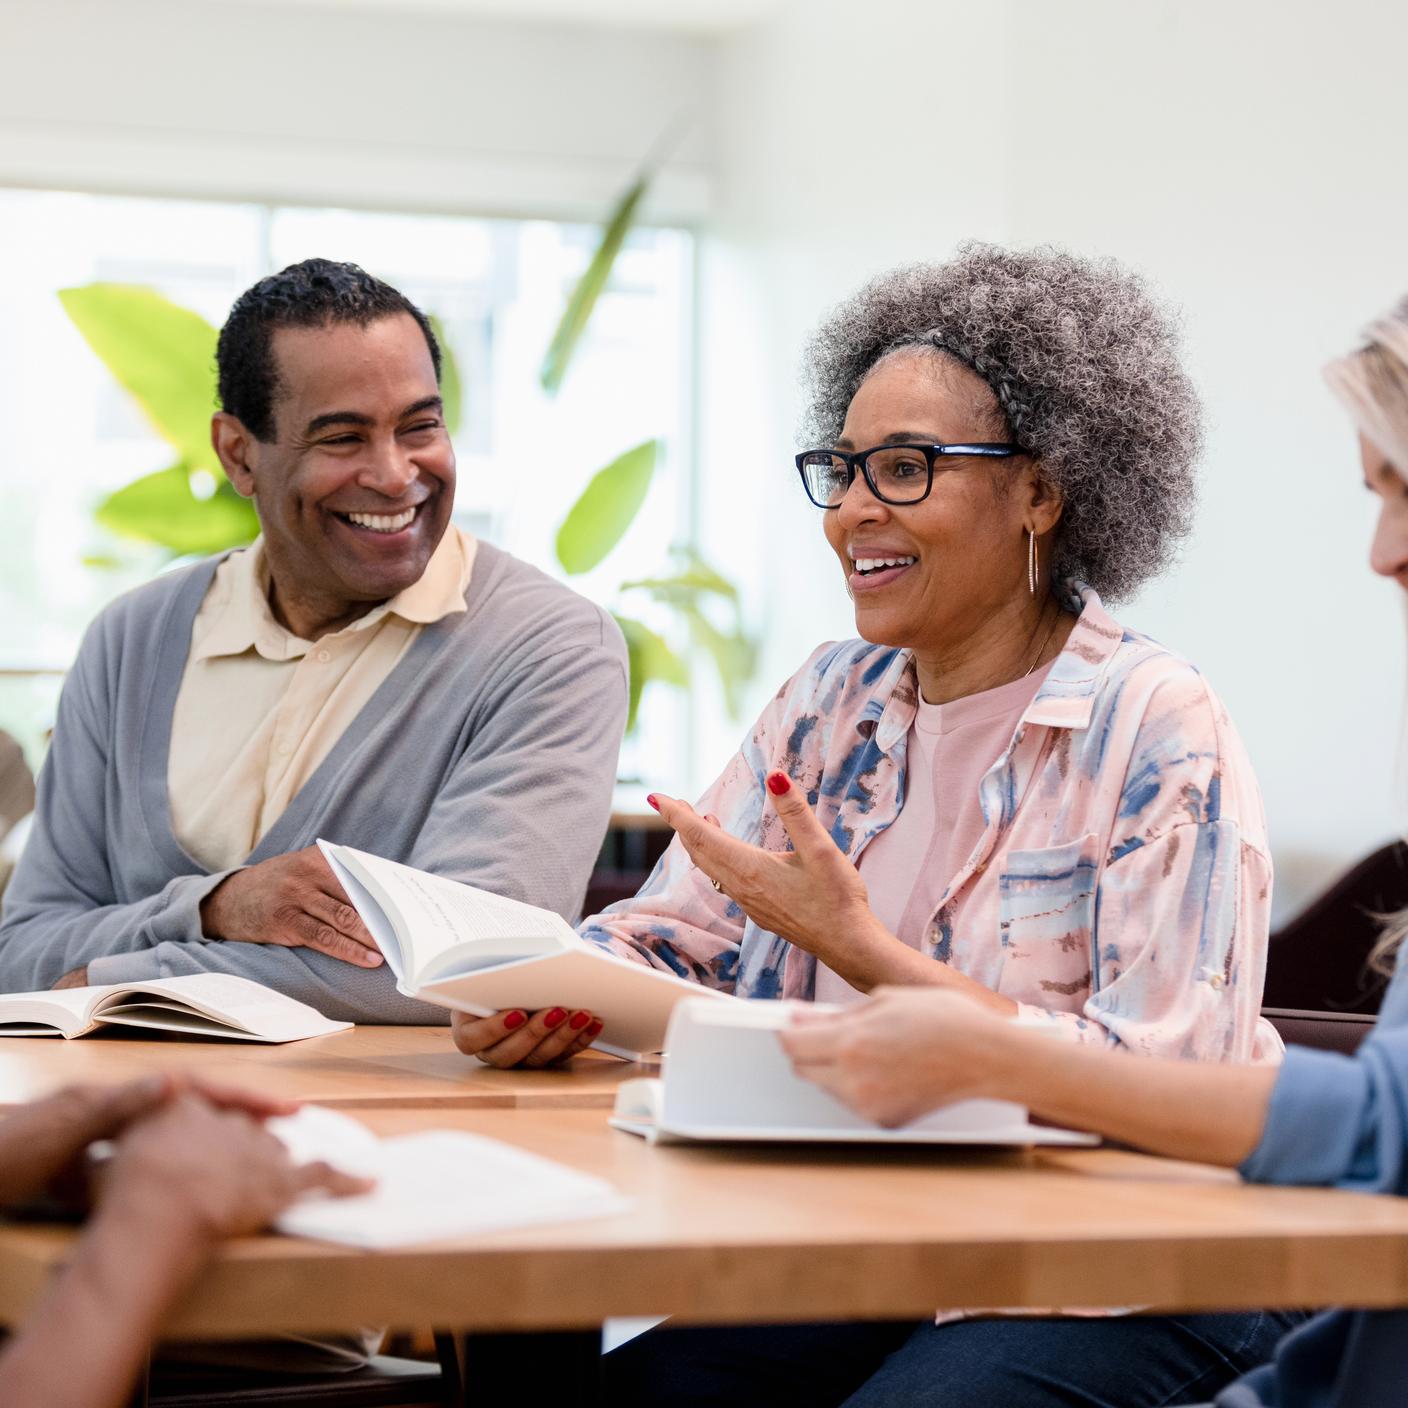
[269, 1106, 631, 1248]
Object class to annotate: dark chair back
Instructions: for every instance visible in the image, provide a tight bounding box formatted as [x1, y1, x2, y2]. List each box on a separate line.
[1263, 841, 1408, 1017]
[1262, 1007, 1376, 1056]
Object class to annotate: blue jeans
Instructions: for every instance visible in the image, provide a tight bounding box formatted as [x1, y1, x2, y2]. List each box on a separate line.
[601, 1310, 1305, 1407]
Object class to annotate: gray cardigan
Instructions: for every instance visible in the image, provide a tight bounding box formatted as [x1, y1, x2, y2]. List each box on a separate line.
[0, 542, 628, 1023]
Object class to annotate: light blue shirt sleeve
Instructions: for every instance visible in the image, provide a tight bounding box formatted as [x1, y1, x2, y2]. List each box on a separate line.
[1240, 1026, 1408, 1195]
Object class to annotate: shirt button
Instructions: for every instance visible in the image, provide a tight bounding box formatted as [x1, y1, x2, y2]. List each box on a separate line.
[1209, 973, 1225, 990]
[316, 649, 331, 663]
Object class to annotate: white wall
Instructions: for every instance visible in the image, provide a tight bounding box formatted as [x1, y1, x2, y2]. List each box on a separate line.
[697, 0, 1408, 916]
[3, 0, 1404, 912]
[0, 0, 712, 221]
[692, 0, 1014, 764]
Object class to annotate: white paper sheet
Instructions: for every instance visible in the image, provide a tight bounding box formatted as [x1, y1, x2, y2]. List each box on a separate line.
[269, 1106, 631, 1248]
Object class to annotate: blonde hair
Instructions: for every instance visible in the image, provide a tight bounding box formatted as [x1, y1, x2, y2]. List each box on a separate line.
[1325, 296, 1408, 976]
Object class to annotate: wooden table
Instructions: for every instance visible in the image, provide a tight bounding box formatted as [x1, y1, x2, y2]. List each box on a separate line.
[5, 1105, 1408, 1338]
[0, 1028, 647, 1112]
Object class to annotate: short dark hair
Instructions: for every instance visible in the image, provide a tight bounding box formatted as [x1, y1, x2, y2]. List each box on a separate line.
[216, 258, 442, 442]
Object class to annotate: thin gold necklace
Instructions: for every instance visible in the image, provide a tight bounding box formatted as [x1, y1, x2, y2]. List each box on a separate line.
[1023, 599, 1061, 677]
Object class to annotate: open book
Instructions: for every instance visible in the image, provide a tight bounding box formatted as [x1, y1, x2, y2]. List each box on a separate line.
[611, 998, 1100, 1147]
[269, 1105, 630, 1248]
[319, 841, 737, 1059]
[0, 973, 350, 1043]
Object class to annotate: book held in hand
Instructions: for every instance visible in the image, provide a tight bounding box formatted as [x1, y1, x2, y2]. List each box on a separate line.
[318, 840, 739, 1059]
[0, 972, 350, 1043]
[611, 997, 1100, 1147]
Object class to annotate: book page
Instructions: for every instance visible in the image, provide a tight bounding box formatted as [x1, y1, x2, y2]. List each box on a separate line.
[93, 974, 349, 1043]
[0, 984, 110, 1038]
[323, 844, 578, 990]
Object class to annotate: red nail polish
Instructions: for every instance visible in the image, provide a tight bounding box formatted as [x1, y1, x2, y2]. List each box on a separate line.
[545, 1007, 567, 1027]
[569, 1010, 591, 1031]
[767, 772, 791, 796]
[586, 1020, 604, 1038]
[646, 794, 660, 812]
[503, 1010, 526, 1031]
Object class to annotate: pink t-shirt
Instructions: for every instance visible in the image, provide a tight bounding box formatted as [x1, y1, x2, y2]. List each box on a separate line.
[815, 665, 1051, 1004]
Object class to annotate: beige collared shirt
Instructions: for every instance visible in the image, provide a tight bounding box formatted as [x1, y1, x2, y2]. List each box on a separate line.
[168, 527, 476, 873]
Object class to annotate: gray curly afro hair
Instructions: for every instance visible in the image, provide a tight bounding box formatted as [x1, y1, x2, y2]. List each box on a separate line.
[800, 242, 1203, 600]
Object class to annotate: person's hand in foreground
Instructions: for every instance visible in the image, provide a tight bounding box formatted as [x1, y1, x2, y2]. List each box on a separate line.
[452, 1006, 604, 1068]
[0, 1081, 370, 1408]
[780, 987, 1010, 1127]
[0, 1074, 299, 1212]
[200, 845, 384, 968]
[649, 772, 1015, 1009]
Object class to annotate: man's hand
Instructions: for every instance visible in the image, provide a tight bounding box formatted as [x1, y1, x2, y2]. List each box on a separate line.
[99, 1094, 370, 1246]
[452, 1007, 603, 1068]
[52, 967, 89, 990]
[200, 846, 383, 968]
[0, 1076, 299, 1212]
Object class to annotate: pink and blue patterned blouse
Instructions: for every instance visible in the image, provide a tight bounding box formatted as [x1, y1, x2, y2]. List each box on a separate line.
[582, 583, 1282, 1063]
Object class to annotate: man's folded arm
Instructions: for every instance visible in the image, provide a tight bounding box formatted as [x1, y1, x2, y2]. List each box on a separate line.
[0, 620, 232, 992]
[17, 625, 629, 1021]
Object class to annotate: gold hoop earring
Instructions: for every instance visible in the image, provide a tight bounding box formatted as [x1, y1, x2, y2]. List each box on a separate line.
[1027, 530, 1037, 596]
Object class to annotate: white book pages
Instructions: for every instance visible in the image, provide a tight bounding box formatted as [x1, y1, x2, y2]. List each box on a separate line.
[612, 999, 1098, 1147]
[269, 1107, 630, 1248]
[0, 974, 348, 1043]
[319, 841, 578, 989]
[0, 984, 109, 1037]
[93, 974, 350, 1043]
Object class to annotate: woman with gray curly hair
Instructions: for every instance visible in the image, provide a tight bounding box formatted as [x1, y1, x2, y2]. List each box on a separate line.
[776, 292, 1408, 1408]
[452, 243, 1295, 1403]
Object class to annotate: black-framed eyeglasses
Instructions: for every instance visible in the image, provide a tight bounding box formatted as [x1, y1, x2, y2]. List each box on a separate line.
[794, 441, 1022, 508]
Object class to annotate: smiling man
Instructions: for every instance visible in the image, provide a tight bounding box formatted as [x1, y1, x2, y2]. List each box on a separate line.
[0, 259, 628, 1020]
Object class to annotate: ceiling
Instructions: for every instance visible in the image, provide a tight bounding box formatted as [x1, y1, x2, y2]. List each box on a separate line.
[194, 0, 786, 35]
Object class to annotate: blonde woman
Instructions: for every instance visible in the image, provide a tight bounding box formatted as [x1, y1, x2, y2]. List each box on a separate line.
[780, 297, 1408, 1408]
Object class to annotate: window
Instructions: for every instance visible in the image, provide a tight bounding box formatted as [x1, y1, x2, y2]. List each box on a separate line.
[0, 188, 694, 785]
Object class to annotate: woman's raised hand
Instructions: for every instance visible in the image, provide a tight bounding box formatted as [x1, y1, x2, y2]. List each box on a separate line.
[451, 1007, 604, 1068]
[648, 771, 876, 965]
[779, 987, 1012, 1128]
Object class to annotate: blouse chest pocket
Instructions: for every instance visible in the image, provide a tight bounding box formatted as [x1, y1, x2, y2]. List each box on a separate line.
[997, 833, 1101, 1010]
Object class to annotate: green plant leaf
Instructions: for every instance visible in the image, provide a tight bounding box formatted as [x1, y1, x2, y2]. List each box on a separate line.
[96, 464, 260, 556]
[679, 603, 757, 716]
[555, 439, 659, 574]
[59, 284, 219, 468]
[428, 314, 462, 435]
[613, 612, 688, 734]
[539, 175, 649, 396]
[619, 566, 739, 604]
